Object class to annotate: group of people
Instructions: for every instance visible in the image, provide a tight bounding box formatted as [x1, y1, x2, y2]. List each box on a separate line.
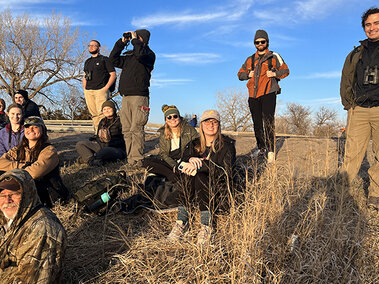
[0, 6, 378, 283]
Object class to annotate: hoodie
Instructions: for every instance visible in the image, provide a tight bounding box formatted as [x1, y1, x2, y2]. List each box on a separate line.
[0, 169, 66, 283]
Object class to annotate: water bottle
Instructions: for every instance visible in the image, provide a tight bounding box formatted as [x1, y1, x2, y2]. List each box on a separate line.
[87, 190, 116, 212]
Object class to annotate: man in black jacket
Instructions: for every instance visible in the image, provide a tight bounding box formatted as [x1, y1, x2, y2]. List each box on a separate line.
[340, 7, 379, 210]
[110, 29, 155, 165]
[13, 90, 41, 119]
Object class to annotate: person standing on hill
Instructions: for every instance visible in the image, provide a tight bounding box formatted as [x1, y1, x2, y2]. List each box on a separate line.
[110, 29, 155, 166]
[238, 30, 289, 163]
[340, 7, 379, 210]
[83, 40, 116, 133]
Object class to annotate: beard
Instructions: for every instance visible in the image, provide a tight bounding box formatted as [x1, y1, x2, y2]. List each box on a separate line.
[89, 49, 99, 55]
[256, 45, 268, 52]
[1, 203, 19, 220]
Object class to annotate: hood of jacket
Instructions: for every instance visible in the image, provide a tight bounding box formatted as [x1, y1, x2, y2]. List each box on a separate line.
[0, 169, 41, 227]
[136, 29, 151, 44]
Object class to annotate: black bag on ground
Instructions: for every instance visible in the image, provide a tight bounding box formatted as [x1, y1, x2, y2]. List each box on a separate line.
[73, 171, 129, 215]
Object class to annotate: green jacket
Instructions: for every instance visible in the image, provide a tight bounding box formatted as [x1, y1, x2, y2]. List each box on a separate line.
[340, 41, 366, 110]
[0, 169, 66, 283]
[157, 121, 199, 169]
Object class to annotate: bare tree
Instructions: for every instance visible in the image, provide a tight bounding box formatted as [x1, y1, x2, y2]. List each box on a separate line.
[284, 103, 312, 135]
[313, 106, 339, 137]
[0, 10, 87, 100]
[216, 88, 252, 131]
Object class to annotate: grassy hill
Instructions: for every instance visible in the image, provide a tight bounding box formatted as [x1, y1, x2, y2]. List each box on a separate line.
[49, 132, 378, 283]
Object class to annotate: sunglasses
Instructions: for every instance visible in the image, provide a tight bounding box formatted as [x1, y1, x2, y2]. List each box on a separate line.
[166, 114, 179, 120]
[254, 40, 266, 45]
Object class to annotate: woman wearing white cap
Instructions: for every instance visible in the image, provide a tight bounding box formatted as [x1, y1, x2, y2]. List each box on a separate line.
[168, 109, 236, 246]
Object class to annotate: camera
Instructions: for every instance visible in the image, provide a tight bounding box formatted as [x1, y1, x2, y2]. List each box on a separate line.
[85, 70, 92, 81]
[123, 32, 132, 40]
[363, 65, 378, 85]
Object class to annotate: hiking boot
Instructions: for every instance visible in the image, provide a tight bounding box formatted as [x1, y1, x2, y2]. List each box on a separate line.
[367, 196, 379, 210]
[267, 152, 275, 164]
[197, 224, 212, 246]
[88, 158, 103, 167]
[167, 220, 187, 241]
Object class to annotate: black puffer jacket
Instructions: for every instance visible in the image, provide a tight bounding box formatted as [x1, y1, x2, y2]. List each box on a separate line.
[96, 116, 125, 149]
[109, 36, 155, 96]
[182, 135, 236, 176]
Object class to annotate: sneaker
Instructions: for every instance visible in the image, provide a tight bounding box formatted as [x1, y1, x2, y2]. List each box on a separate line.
[197, 224, 212, 246]
[267, 151, 275, 164]
[167, 220, 187, 241]
[367, 196, 379, 210]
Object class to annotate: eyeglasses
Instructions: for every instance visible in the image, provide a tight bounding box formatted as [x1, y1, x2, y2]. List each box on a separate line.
[0, 192, 21, 200]
[88, 44, 99, 47]
[203, 119, 219, 126]
[166, 115, 179, 120]
[254, 40, 266, 45]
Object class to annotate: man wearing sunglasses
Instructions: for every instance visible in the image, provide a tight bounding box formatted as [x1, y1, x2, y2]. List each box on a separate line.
[238, 29, 289, 164]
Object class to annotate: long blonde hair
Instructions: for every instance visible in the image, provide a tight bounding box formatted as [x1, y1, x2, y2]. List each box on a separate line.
[164, 117, 183, 140]
[196, 121, 223, 155]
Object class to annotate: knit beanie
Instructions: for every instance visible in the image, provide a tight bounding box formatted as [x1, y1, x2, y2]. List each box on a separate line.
[102, 100, 117, 114]
[136, 29, 151, 44]
[15, 90, 28, 100]
[254, 29, 269, 42]
[162, 104, 180, 119]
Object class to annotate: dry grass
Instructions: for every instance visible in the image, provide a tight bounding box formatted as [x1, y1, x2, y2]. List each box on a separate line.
[52, 136, 379, 283]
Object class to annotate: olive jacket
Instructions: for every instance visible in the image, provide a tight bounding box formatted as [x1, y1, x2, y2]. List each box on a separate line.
[157, 121, 199, 169]
[0, 169, 66, 283]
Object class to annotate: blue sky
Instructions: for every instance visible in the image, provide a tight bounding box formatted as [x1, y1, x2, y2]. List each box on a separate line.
[1, 0, 378, 123]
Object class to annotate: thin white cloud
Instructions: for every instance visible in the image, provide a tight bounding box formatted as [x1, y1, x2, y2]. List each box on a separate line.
[254, 0, 344, 24]
[301, 71, 341, 79]
[301, 97, 341, 105]
[132, 0, 255, 28]
[160, 53, 221, 64]
[151, 78, 194, 88]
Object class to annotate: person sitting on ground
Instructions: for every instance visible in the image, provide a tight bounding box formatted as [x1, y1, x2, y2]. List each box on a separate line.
[168, 109, 236, 246]
[0, 116, 71, 207]
[0, 99, 8, 129]
[0, 169, 66, 283]
[13, 90, 41, 119]
[76, 100, 126, 167]
[142, 104, 198, 183]
[0, 104, 24, 157]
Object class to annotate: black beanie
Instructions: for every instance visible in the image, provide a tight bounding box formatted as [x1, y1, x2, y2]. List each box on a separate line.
[136, 29, 150, 44]
[102, 100, 117, 115]
[16, 90, 28, 100]
[254, 30, 269, 42]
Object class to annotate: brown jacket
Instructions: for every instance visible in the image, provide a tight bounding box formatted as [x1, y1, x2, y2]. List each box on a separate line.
[238, 49, 289, 98]
[0, 169, 66, 283]
[0, 144, 59, 179]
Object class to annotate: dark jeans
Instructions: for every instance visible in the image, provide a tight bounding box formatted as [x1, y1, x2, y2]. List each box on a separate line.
[142, 157, 178, 182]
[248, 93, 276, 152]
[76, 141, 126, 163]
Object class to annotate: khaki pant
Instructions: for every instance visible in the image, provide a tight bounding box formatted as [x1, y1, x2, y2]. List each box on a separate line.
[84, 87, 109, 133]
[120, 96, 149, 163]
[340, 106, 379, 198]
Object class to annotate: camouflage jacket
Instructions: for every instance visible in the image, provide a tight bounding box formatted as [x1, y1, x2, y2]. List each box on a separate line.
[0, 169, 66, 283]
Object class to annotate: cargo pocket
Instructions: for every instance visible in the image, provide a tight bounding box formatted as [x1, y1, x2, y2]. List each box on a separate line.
[136, 105, 150, 127]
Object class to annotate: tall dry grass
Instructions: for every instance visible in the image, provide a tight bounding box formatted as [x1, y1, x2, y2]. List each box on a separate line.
[56, 140, 379, 283]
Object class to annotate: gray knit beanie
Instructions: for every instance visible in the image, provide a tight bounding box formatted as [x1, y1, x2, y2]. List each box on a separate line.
[254, 30, 269, 42]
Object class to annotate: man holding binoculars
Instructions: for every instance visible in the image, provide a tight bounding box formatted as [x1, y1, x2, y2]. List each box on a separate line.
[110, 29, 155, 166]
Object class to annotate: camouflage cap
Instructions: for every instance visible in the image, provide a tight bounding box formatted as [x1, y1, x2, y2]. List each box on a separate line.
[24, 116, 45, 128]
[0, 177, 21, 191]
